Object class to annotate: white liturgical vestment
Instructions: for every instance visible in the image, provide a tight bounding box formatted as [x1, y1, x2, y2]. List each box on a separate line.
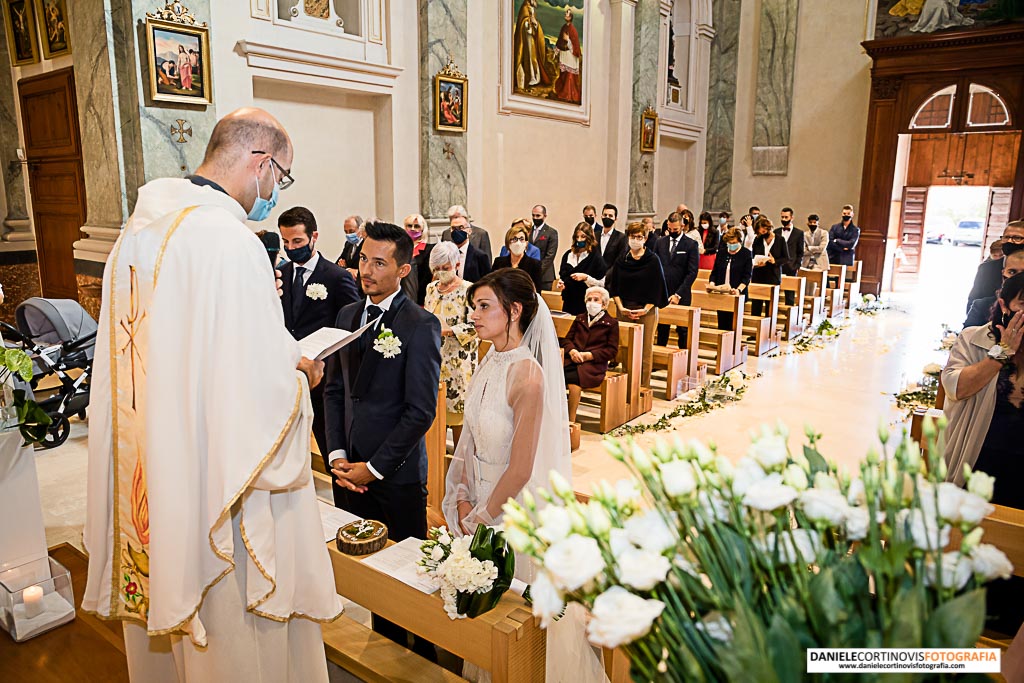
[82, 178, 341, 681]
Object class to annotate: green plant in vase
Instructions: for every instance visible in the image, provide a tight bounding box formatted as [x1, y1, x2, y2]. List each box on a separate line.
[0, 348, 51, 445]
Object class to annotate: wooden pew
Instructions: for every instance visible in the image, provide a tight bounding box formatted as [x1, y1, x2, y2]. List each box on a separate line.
[826, 264, 847, 318]
[552, 314, 640, 432]
[689, 290, 745, 374]
[778, 275, 807, 340]
[541, 290, 562, 312]
[652, 304, 706, 400]
[798, 268, 827, 329]
[322, 617, 463, 682]
[742, 283, 780, 356]
[425, 382, 447, 511]
[843, 260, 863, 310]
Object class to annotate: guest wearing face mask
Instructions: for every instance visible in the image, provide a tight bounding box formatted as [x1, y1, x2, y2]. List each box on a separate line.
[654, 212, 700, 348]
[582, 204, 598, 229]
[561, 286, 619, 424]
[277, 206, 359, 458]
[555, 222, 608, 314]
[802, 213, 830, 272]
[528, 204, 559, 291]
[606, 221, 669, 388]
[404, 213, 430, 304]
[598, 203, 627, 267]
[696, 211, 720, 271]
[449, 214, 490, 283]
[492, 220, 544, 290]
[776, 207, 805, 306]
[827, 204, 860, 266]
[718, 211, 732, 231]
[750, 216, 788, 317]
[681, 209, 705, 258]
[709, 227, 753, 331]
[424, 241, 478, 448]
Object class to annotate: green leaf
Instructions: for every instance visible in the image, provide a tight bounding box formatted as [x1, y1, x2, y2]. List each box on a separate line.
[4, 348, 33, 381]
[807, 567, 845, 639]
[766, 614, 802, 683]
[886, 585, 923, 648]
[925, 588, 986, 649]
[13, 389, 51, 446]
[802, 445, 828, 476]
[718, 599, 779, 683]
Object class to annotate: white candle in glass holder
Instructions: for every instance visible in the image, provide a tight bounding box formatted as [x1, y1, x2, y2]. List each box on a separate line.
[22, 585, 44, 619]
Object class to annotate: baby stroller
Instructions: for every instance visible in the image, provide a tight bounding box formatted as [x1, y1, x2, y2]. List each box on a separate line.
[1, 298, 97, 448]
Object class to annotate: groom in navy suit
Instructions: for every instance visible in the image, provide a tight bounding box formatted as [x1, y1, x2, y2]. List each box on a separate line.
[278, 206, 358, 459]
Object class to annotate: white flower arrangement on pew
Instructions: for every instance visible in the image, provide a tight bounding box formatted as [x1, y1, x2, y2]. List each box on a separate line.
[502, 418, 1011, 682]
[855, 292, 890, 315]
[893, 363, 943, 416]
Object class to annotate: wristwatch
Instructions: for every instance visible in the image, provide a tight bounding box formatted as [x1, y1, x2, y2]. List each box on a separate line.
[988, 344, 1011, 362]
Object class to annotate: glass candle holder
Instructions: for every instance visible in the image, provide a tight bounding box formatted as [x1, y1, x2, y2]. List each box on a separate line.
[0, 555, 76, 642]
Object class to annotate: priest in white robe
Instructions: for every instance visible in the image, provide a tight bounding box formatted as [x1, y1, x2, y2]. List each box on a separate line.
[82, 108, 342, 682]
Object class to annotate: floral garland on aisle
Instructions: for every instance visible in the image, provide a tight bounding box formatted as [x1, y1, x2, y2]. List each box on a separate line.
[854, 293, 891, 315]
[502, 420, 1012, 681]
[612, 371, 760, 437]
[768, 318, 843, 357]
[893, 367, 941, 416]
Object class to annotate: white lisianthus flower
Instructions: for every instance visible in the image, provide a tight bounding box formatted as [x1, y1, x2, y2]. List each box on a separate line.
[616, 548, 672, 591]
[587, 587, 666, 648]
[969, 544, 1013, 582]
[957, 492, 995, 526]
[536, 505, 572, 545]
[305, 283, 328, 300]
[630, 444, 654, 473]
[543, 535, 605, 591]
[748, 434, 788, 471]
[614, 479, 642, 507]
[924, 552, 972, 590]
[742, 474, 798, 512]
[896, 508, 950, 551]
[609, 528, 633, 558]
[758, 529, 821, 565]
[624, 510, 677, 555]
[799, 488, 850, 526]
[922, 363, 943, 376]
[845, 506, 870, 541]
[730, 458, 766, 497]
[812, 471, 840, 492]
[695, 612, 734, 642]
[726, 370, 746, 388]
[967, 471, 995, 501]
[659, 459, 698, 498]
[716, 456, 736, 482]
[584, 501, 613, 536]
[529, 570, 565, 628]
[437, 527, 452, 545]
[688, 439, 715, 468]
[549, 471, 573, 499]
[430, 545, 445, 561]
[864, 293, 877, 303]
[783, 464, 809, 492]
[503, 527, 533, 554]
[846, 478, 866, 506]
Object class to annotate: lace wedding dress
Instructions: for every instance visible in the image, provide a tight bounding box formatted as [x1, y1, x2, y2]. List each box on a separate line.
[442, 298, 607, 683]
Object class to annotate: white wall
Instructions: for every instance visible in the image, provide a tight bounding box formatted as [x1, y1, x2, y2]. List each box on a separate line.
[731, 0, 872, 223]
[656, 137, 694, 216]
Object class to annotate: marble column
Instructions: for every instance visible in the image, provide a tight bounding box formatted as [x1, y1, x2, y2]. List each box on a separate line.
[418, 0, 467, 236]
[702, 0, 741, 211]
[751, 0, 800, 176]
[0, 11, 33, 247]
[627, 0, 660, 217]
[605, 0, 636, 214]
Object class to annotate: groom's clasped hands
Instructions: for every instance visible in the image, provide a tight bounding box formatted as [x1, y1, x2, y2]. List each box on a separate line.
[331, 458, 374, 493]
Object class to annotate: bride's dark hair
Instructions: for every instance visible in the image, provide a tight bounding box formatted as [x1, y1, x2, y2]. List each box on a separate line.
[468, 267, 538, 335]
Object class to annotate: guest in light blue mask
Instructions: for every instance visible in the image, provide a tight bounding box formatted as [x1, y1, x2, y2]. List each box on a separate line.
[337, 215, 365, 276]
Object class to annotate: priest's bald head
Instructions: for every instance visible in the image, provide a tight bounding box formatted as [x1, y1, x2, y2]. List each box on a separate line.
[195, 107, 293, 217]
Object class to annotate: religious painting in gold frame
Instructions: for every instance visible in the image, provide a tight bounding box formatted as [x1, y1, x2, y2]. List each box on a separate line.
[640, 109, 659, 153]
[434, 59, 467, 133]
[2, 0, 40, 66]
[34, 0, 70, 59]
[145, 9, 212, 106]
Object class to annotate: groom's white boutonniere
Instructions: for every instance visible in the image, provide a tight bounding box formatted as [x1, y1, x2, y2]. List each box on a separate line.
[373, 327, 402, 358]
[305, 283, 328, 301]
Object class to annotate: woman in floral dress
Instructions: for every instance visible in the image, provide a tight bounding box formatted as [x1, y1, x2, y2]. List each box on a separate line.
[424, 241, 479, 448]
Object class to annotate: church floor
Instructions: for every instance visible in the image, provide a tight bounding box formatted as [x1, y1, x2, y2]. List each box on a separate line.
[38, 289, 954, 557]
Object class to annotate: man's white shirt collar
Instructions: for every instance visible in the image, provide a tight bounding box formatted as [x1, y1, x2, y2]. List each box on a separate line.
[292, 250, 320, 283]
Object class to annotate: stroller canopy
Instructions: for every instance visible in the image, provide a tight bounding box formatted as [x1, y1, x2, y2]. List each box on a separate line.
[16, 298, 98, 347]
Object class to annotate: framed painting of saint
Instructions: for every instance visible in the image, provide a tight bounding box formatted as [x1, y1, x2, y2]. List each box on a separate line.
[2, 0, 40, 66]
[499, 0, 590, 124]
[640, 110, 659, 153]
[34, 0, 69, 59]
[145, 14, 212, 105]
[434, 61, 467, 132]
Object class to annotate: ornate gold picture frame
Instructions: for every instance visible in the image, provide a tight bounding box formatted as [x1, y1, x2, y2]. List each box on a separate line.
[434, 59, 467, 133]
[34, 0, 69, 59]
[640, 109, 659, 153]
[145, 2, 212, 106]
[2, 0, 40, 66]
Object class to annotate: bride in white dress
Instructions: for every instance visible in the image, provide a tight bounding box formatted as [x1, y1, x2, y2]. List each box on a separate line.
[442, 268, 607, 683]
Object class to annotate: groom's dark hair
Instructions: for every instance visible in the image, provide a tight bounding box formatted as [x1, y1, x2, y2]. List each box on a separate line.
[364, 220, 413, 266]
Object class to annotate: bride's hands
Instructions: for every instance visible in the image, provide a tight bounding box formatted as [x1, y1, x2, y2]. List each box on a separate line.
[457, 501, 474, 534]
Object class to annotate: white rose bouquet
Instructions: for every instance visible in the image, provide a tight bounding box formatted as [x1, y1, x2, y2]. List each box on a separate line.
[503, 418, 1011, 681]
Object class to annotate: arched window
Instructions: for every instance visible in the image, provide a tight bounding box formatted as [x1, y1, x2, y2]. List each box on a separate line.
[966, 83, 1011, 128]
[910, 85, 955, 130]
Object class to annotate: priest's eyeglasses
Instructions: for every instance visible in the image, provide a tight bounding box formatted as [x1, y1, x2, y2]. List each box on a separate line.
[251, 151, 295, 190]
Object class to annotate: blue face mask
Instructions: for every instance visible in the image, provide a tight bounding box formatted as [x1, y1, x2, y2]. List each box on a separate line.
[727, 243, 741, 254]
[248, 172, 279, 222]
[345, 232, 361, 245]
[451, 228, 468, 245]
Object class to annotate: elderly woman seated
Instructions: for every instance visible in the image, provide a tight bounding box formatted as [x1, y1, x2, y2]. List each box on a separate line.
[561, 286, 620, 424]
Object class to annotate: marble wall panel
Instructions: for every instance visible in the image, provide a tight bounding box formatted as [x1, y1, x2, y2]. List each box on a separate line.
[418, 0, 467, 222]
[702, 0, 741, 211]
[628, 0, 661, 216]
[0, 10, 29, 224]
[752, 0, 799, 176]
[0, 262, 43, 324]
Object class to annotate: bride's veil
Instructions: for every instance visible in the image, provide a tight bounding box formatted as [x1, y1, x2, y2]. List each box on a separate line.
[521, 293, 573, 491]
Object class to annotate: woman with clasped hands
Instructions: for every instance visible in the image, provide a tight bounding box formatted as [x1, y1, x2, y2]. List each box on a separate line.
[943, 271, 1024, 502]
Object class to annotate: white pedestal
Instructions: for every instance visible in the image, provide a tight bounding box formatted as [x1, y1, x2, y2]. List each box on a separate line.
[0, 431, 48, 572]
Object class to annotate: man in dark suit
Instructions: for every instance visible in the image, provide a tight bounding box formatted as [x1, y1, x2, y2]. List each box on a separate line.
[324, 221, 441, 655]
[529, 204, 559, 290]
[449, 214, 490, 282]
[598, 203, 627, 268]
[278, 207, 359, 459]
[653, 211, 700, 346]
[337, 214, 364, 274]
[827, 205, 860, 266]
[441, 205, 492, 262]
[776, 207, 805, 306]
[967, 220, 1024, 313]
